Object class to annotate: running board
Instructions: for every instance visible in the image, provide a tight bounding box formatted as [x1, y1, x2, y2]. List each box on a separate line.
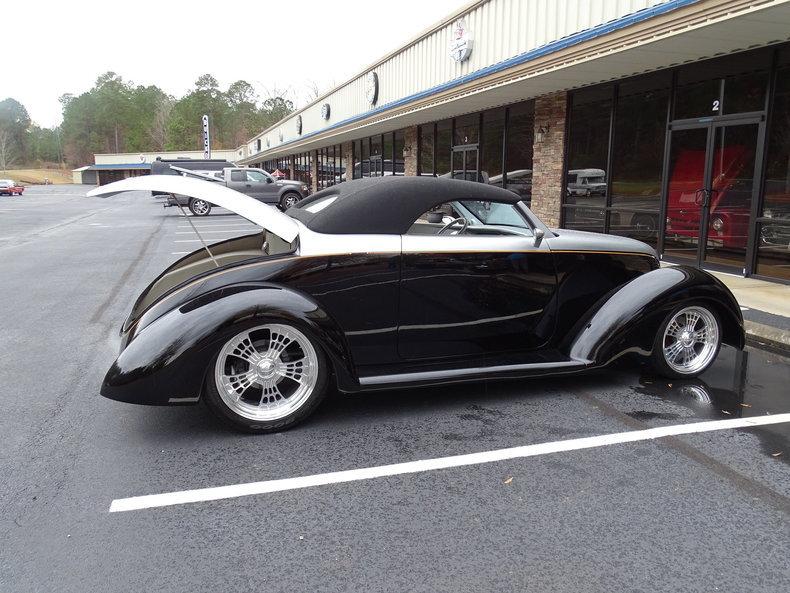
[358, 359, 589, 387]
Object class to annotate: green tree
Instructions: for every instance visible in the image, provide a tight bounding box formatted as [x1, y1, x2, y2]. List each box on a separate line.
[0, 98, 32, 163]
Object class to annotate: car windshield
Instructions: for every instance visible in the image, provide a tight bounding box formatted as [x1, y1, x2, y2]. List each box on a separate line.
[457, 200, 529, 228]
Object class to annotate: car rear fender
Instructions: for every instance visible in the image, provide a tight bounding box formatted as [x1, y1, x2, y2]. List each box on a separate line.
[565, 266, 744, 366]
[101, 284, 356, 406]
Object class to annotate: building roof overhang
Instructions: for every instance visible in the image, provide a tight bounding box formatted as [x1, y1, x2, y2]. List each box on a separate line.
[241, 0, 790, 163]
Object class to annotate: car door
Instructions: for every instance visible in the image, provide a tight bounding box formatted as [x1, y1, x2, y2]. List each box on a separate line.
[397, 200, 558, 361]
[245, 170, 277, 202]
[226, 169, 258, 199]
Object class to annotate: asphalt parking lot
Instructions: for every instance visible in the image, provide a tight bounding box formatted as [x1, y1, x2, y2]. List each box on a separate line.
[1, 185, 789, 592]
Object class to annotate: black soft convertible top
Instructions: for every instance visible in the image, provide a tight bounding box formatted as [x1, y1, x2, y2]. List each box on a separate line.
[287, 176, 521, 235]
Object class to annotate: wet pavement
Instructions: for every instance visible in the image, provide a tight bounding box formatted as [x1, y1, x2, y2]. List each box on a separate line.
[0, 186, 788, 592]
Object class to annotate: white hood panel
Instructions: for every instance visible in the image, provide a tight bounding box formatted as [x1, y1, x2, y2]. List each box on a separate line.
[87, 175, 299, 242]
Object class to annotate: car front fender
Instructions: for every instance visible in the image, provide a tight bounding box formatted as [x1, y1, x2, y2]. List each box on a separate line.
[101, 284, 356, 406]
[566, 266, 744, 366]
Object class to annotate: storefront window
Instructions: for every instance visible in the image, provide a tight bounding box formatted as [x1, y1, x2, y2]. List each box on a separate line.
[757, 53, 790, 280]
[383, 133, 393, 175]
[436, 119, 452, 177]
[609, 74, 670, 247]
[453, 113, 479, 145]
[674, 49, 769, 119]
[505, 102, 534, 205]
[394, 130, 405, 176]
[481, 108, 504, 185]
[419, 124, 434, 175]
[564, 87, 612, 232]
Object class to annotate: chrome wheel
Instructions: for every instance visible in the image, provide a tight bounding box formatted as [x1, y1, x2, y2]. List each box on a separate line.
[214, 324, 319, 422]
[661, 306, 719, 375]
[190, 199, 210, 215]
[281, 194, 299, 209]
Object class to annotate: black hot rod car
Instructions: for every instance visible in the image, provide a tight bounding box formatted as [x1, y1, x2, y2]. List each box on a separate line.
[89, 175, 744, 433]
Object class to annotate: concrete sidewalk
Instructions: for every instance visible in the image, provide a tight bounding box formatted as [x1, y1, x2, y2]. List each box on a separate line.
[709, 271, 790, 352]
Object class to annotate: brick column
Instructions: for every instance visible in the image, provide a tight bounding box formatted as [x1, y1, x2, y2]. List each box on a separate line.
[403, 125, 418, 176]
[310, 150, 319, 194]
[342, 141, 353, 181]
[530, 92, 568, 228]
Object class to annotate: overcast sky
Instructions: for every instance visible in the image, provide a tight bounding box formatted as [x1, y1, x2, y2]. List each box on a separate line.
[4, 0, 466, 128]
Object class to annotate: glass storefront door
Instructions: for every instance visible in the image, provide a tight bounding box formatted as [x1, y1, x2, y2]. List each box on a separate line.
[451, 145, 480, 182]
[663, 119, 763, 271]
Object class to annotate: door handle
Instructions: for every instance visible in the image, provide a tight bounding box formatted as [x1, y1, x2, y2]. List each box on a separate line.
[694, 189, 710, 207]
[245, 184, 252, 188]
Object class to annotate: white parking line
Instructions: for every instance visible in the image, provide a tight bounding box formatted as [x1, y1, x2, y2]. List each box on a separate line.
[175, 230, 254, 234]
[108, 412, 790, 513]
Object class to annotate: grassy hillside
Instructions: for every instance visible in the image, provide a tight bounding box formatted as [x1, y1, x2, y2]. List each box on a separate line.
[1, 168, 74, 184]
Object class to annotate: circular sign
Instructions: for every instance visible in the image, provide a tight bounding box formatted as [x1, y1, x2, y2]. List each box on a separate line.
[449, 19, 474, 62]
[296, 115, 303, 135]
[365, 71, 379, 105]
[321, 103, 331, 120]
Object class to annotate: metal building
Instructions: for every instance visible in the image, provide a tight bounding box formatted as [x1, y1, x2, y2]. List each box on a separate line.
[240, 0, 790, 282]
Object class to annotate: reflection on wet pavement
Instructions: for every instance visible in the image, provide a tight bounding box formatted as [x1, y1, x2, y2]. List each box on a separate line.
[632, 345, 790, 462]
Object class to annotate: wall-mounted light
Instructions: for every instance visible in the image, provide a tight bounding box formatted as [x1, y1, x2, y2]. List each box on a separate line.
[536, 123, 550, 143]
[403, 144, 412, 157]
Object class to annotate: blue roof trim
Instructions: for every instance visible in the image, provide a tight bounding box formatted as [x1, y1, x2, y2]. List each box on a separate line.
[259, 0, 698, 156]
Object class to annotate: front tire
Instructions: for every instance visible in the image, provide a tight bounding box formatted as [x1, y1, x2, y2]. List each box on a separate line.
[189, 198, 212, 216]
[204, 323, 329, 433]
[650, 304, 721, 378]
[279, 192, 300, 211]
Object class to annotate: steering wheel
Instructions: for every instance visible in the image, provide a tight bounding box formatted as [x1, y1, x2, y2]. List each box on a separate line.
[438, 216, 469, 235]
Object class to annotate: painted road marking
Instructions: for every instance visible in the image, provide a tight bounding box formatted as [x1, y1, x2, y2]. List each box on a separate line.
[108, 413, 790, 513]
[175, 230, 254, 234]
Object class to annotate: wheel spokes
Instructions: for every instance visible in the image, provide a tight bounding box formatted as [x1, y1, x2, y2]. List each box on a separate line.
[223, 370, 257, 400]
[278, 359, 307, 383]
[664, 340, 684, 363]
[265, 330, 293, 359]
[228, 332, 263, 365]
[259, 382, 284, 406]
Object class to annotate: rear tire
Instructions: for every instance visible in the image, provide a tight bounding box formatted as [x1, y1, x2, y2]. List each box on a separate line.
[650, 304, 721, 378]
[204, 323, 329, 433]
[189, 198, 212, 216]
[279, 192, 300, 211]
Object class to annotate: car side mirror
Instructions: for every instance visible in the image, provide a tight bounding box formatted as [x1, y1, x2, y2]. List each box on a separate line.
[534, 228, 545, 247]
[266, 177, 273, 183]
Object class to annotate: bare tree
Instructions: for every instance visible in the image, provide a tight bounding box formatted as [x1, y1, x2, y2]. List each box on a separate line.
[148, 97, 173, 151]
[301, 79, 337, 107]
[0, 128, 15, 173]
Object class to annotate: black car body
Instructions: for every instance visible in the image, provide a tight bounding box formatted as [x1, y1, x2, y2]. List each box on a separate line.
[89, 175, 744, 432]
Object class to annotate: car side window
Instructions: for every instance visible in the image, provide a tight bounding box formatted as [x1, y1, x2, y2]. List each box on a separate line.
[230, 170, 246, 182]
[246, 171, 268, 183]
[406, 200, 532, 236]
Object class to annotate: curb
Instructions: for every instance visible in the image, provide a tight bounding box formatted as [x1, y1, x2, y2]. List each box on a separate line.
[745, 320, 790, 355]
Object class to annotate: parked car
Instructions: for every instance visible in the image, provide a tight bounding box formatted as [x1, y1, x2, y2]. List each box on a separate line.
[88, 175, 743, 433]
[161, 166, 309, 215]
[0, 179, 24, 195]
[567, 168, 607, 197]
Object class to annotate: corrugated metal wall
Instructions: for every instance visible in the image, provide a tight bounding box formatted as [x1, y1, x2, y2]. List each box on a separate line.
[251, 0, 669, 157]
